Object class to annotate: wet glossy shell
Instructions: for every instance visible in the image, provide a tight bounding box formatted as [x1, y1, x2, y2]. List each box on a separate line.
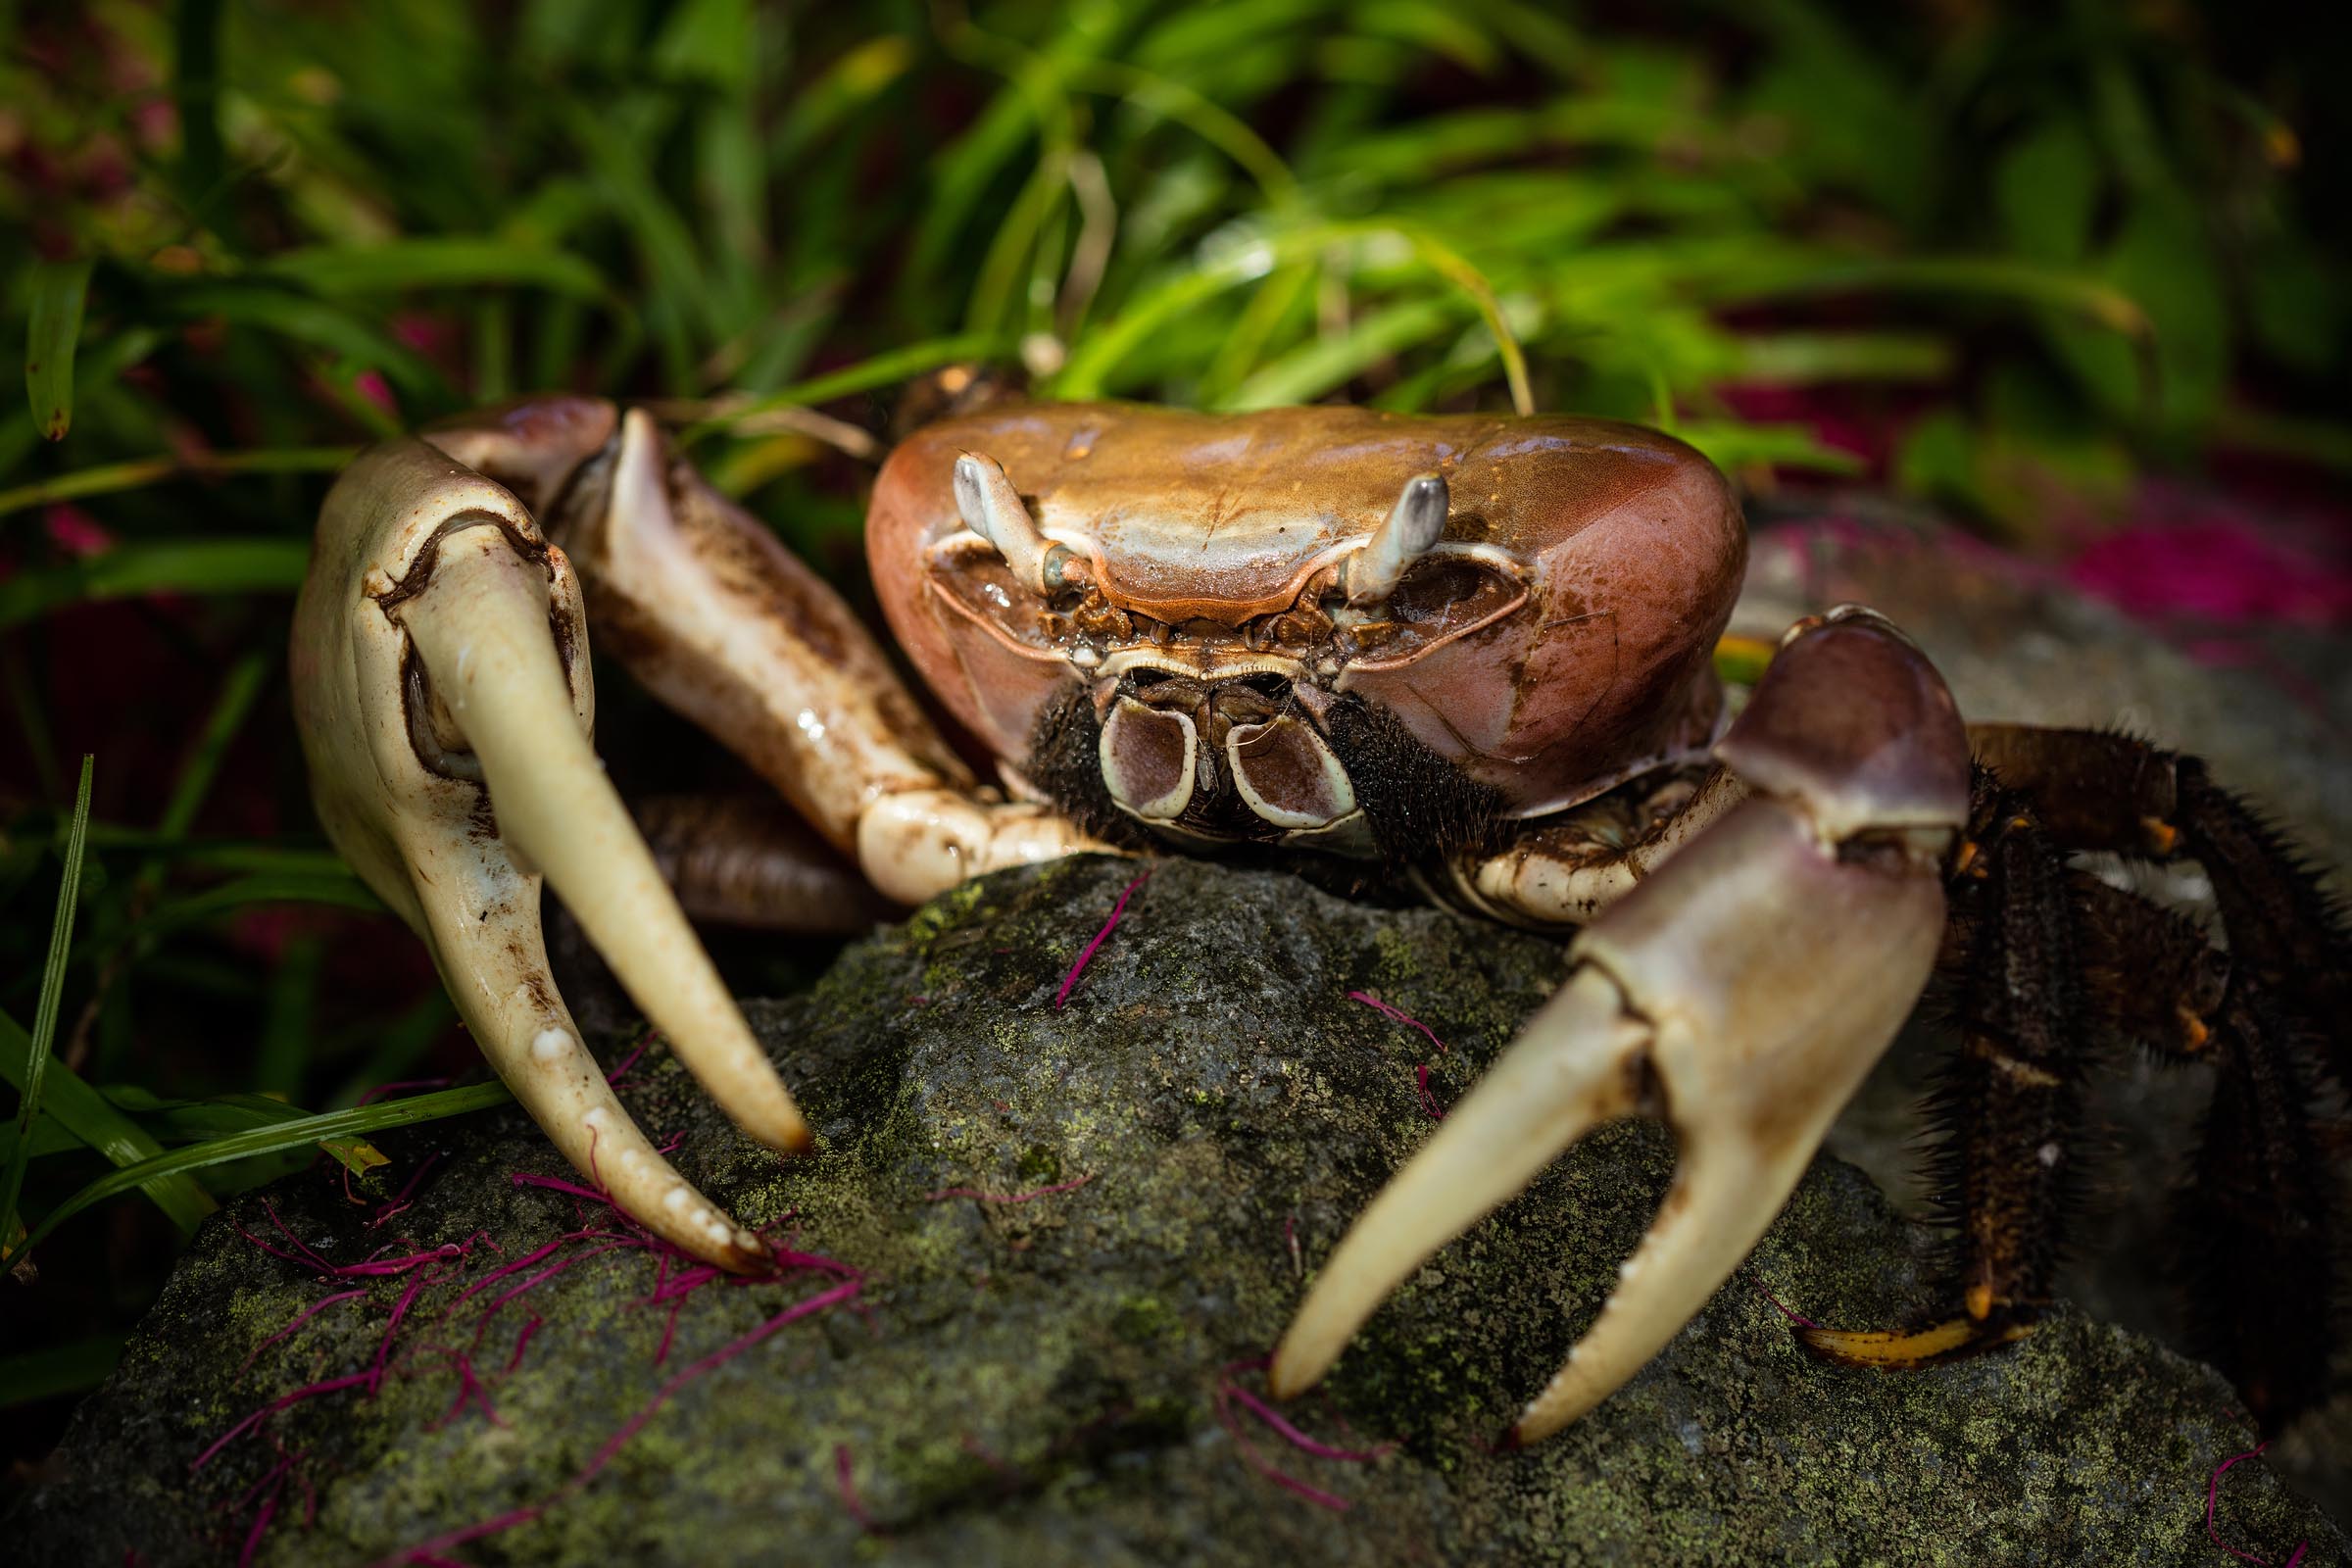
[870, 403, 1746, 816]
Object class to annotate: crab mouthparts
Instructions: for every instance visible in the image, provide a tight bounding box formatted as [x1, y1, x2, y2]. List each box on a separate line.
[1096, 672, 1369, 854]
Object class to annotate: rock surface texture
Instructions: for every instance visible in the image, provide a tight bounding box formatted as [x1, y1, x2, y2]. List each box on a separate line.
[14, 514, 2347, 1566]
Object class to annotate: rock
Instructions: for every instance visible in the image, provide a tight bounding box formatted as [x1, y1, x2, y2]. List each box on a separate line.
[13, 845, 2341, 1565]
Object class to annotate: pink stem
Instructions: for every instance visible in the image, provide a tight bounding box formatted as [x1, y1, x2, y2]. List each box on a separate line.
[835, 1443, 881, 1534]
[235, 1289, 367, 1378]
[1055, 871, 1152, 1008]
[371, 1276, 863, 1566]
[1347, 990, 1449, 1054]
[920, 1172, 1096, 1204]
[2206, 1441, 2278, 1565]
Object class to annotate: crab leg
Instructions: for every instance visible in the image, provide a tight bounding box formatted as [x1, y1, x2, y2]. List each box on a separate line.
[512, 409, 1105, 906]
[1269, 608, 1972, 1442]
[632, 796, 895, 933]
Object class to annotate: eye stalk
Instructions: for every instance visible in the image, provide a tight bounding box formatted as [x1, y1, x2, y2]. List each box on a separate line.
[953, 451, 1088, 595]
[1340, 472, 1448, 607]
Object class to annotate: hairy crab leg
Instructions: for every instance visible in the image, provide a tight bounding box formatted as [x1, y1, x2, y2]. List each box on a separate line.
[1269, 607, 1972, 1443]
[502, 409, 1107, 906]
[632, 796, 897, 933]
[293, 439, 797, 1270]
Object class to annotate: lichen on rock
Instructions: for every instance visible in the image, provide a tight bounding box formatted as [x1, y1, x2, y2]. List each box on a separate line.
[12, 852, 2341, 1566]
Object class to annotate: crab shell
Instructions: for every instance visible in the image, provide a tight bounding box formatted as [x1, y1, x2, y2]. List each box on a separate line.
[869, 403, 1747, 818]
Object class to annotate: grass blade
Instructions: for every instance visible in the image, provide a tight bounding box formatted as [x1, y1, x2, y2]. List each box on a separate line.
[98, 1088, 387, 1174]
[126, 872, 383, 945]
[15, 1082, 514, 1257]
[0, 447, 353, 520]
[0, 539, 312, 631]
[0, 1004, 216, 1242]
[0, 1332, 125, 1408]
[1673, 419, 1866, 474]
[262, 238, 614, 302]
[24, 258, 95, 442]
[157, 652, 272, 842]
[4, 760, 101, 1252]
[682, 332, 1016, 440]
[1220, 296, 1461, 410]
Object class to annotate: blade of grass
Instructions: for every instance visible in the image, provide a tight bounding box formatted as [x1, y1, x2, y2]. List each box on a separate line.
[253, 934, 324, 1096]
[261, 237, 614, 302]
[0, 538, 313, 630]
[0, 325, 167, 482]
[81, 871, 380, 980]
[159, 651, 271, 841]
[0, 447, 353, 520]
[1, 640, 63, 802]
[1704, 253, 2150, 336]
[0, 757, 95, 1252]
[0, 1117, 84, 1164]
[0, 1332, 125, 1408]
[98, 1088, 388, 1173]
[0, 1006, 216, 1240]
[15, 1081, 512, 1256]
[165, 286, 448, 397]
[1673, 419, 1866, 474]
[172, 0, 228, 227]
[1220, 296, 1461, 409]
[24, 258, 95, 442]
[682, 331, 1016, 441]
[77, 831, 350, 878]
[331, 992, 457, 1109]
[1719, 330, 1952, 384]
[1066, 60, 1299, 207]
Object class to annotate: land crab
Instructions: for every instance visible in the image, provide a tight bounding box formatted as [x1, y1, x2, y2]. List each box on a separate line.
[290, 393, 2348, 1446]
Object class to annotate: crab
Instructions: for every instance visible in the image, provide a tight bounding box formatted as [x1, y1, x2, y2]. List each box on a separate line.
[290, 393, 2349, 1446]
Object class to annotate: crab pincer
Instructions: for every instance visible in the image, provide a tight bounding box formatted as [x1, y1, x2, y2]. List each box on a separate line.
[292, 433, 799, 1271]
[1269, 608, 1973, 1442]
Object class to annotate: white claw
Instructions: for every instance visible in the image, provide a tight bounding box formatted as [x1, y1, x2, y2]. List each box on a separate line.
[390, 525, 811, 1159]
[1269, 966, 1648, 1399]
[1270, 797, 1947, 1442]
[293, 436, 798, 1273]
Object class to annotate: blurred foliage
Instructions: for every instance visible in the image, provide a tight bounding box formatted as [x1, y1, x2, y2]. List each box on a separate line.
[0, 0, 2345, 1429]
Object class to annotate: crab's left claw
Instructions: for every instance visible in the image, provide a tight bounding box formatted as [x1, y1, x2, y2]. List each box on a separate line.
[1270, 609, 1972, 1443]
[291, 430, 802, 1271]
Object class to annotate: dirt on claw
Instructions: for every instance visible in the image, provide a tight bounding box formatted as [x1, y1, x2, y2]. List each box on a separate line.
[10, 844, 2342, 1565]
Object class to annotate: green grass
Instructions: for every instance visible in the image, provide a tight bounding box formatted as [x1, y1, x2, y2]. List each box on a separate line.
[0, 0, 2343, 1429]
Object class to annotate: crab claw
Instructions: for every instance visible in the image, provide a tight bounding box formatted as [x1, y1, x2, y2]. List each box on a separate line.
[1270, 608, 1970, 1442]
[292, 437, 806, 1271]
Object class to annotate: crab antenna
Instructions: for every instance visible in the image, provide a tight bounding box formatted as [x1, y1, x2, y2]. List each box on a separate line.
[1343, 473, 1447, 606]
[953, 452, 1085, 594]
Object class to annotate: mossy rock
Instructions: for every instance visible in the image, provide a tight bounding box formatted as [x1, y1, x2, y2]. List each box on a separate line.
[12, 855, 2340, 1565]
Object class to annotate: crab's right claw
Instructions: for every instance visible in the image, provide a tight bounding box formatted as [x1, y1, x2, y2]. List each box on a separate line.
[291, 433, 804, 1271]
[1270, 609, 1973, 1443]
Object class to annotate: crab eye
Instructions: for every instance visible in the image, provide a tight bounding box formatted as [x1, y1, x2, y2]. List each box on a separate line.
[952, 450, 1087, 595]
[1387, 556, 1490, 623]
